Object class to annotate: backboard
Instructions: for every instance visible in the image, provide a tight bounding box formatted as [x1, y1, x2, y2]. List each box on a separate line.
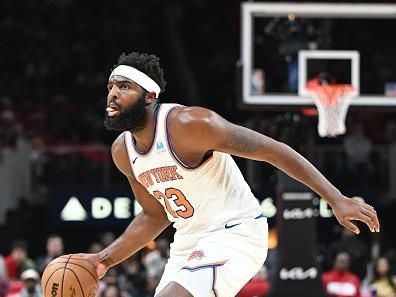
[241, 3, 396, 107]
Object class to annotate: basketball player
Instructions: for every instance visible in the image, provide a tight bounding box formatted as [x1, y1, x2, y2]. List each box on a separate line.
[84, 52, 380, 297]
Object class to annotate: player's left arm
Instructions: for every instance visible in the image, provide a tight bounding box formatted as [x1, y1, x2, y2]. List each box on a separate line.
[180, 107, 380, 234]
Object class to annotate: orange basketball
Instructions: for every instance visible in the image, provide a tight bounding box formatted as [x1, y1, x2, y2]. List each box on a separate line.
[41, 255, 98, 297]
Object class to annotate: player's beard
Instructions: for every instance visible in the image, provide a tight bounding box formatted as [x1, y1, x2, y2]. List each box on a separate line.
[104, 93, 147, 132]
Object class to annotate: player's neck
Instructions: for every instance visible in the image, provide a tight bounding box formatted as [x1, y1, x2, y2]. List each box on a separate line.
[132, 103, 158, 151]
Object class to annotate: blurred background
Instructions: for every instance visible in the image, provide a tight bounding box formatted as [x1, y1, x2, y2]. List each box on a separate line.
[0, 0, 395, 296]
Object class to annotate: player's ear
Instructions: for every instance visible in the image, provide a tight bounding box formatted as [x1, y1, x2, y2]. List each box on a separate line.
[145, 91, 157, 105]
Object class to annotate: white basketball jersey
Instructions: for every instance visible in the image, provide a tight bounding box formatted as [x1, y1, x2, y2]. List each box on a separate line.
[124, 103, 263, 234]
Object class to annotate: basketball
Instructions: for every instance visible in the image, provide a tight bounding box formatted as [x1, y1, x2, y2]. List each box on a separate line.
[41, 255, 98, 297]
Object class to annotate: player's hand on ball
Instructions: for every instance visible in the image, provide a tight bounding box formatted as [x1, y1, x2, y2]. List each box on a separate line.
[75, 253, 109, 279]
[331, 195, 380, 234]
[96, 261, 108, 279]
[41, 254, 99, 297]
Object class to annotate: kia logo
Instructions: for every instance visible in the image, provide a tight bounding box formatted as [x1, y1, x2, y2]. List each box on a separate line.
[280, 267, 318, 280]
[283, 208, 317, 220]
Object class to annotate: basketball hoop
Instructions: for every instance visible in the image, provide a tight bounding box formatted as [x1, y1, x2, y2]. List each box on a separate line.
[307, 84, 356, 138]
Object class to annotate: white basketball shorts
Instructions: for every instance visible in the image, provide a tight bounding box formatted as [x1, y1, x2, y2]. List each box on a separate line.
[155, 215, 268, 297]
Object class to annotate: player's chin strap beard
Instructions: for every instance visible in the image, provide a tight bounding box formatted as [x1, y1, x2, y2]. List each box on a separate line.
[104, 92, 148, 132]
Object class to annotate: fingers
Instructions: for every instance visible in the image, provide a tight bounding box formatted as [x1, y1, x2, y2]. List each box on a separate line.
[361, 211, 376, 232]
[97, 263, 108, 279]
[348, 210, 377, 232]
[359, 201, 380, 232]
[337, 198, 381, 234]
[341, 219, 360, 234]
[361, 207, 380, 232]
[363, 204, 380, 232]
[345, 206, 380, 233]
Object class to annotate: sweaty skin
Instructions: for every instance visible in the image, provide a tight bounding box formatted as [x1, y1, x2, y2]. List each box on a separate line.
[82, 76, 380, 297]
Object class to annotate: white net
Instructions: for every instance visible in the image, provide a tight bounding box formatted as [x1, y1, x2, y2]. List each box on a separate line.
[308, 85, 356, 137]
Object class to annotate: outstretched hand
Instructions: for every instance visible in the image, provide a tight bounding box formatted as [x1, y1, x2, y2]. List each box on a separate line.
[331, 196, 380, 234]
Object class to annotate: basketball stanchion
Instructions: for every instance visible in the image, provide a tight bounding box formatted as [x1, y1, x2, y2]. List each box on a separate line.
[268, 175, 327, 297]
[306, 84, 356, 138]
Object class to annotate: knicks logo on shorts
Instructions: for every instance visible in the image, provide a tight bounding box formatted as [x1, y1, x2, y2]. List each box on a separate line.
[188, 250, 205, 261]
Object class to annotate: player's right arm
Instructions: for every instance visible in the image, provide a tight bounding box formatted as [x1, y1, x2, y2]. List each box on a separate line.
[169, 107, 379, 235]
[85, 132, 170, 278]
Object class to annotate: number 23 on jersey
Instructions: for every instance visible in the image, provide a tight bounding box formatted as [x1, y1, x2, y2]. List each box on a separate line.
[153, 188, 194, 219]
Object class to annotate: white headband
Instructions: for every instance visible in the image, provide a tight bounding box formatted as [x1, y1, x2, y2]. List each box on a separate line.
[109, 65, 161, 98]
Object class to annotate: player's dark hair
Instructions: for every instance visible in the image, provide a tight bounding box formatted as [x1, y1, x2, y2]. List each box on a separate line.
[114, 52, 167, 94]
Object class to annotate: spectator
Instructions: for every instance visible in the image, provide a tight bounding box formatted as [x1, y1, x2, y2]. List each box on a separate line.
[98, 268, 123, 297]
[322, 252, 361, 297]
[237, 265, 270, 297]
[5, 281, 23, 297]
[101, 285, 122, 297]
[370, 257, 396, 297]
[99, 232, 116, 248]
[4, 241, 36, 280]
[327, 228, 370, 280]
[120, 254, 146, 297]
[36, 234, 64, 273]
[102, 268, 119, 287]
[383, 249, 396, 284]
[19, 270, 42, 297]
[142, 239, 169, 279]
[87, 242, 104, 254]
